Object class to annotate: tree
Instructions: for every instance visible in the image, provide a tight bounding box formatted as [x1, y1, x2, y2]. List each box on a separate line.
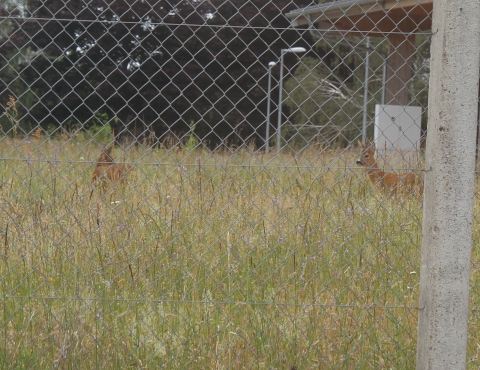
[1, 0, 314, 146]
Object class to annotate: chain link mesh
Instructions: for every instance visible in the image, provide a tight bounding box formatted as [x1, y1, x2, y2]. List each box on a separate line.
[0, 0, 475, 368]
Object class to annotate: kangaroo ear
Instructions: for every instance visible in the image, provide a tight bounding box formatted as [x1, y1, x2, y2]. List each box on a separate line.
[104, 144, 114, 155]
[97, 144, 114, 163]
[358, 139, 364, 148]
[365, 139, 375, 149]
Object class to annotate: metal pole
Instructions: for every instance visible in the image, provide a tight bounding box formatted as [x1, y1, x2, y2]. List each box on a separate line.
[275, 47, 306, 153]
[265, 62, 276, 153]
[416, 1, 480, 369]
[381, 59, 386, 105]
[276, 50, 285, 153]
[362, 37, 370, 142]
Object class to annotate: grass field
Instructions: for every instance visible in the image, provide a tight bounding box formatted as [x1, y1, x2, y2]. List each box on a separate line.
[0, 133, 478, 369]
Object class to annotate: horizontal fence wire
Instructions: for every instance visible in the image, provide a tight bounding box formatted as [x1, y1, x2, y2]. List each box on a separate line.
[0, 157, 430, 171]
[0, 15, 437, 35]
[3, 295, 419, 310]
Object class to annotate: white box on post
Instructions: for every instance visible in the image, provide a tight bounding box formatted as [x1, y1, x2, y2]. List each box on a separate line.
[374, 104, 422, 156]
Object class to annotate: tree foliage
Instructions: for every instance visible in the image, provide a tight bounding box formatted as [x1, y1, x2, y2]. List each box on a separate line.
[1, 0, 314, 146]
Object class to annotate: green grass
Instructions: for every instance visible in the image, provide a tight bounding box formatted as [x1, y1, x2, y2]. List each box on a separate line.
[0, 132, 469, 369]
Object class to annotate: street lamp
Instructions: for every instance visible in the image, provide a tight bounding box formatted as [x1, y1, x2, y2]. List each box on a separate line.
[265, 61, 277, 153]
[362, 37, 370, 143]
[276, 47, 306, 152]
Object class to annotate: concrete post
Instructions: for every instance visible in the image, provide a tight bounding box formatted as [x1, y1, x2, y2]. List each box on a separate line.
[416, 1, 480, 369]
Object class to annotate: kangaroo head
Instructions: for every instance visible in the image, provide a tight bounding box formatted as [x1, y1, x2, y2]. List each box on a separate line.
[96, 144, 115, 164]
[356, 140, 377, 167]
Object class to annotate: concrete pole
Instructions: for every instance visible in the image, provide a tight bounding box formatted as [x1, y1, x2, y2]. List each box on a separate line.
[416, 1, 480, 369]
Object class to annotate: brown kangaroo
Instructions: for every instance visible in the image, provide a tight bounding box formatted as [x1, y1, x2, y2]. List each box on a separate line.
[91, 144, 133, 189]
[356, 140, 423, 193]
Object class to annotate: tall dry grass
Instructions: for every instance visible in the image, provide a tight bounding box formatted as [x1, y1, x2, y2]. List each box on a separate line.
[0, 132, 477, 369]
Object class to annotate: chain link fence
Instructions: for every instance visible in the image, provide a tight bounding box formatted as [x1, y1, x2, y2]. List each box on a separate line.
[0, 0, 478, 368]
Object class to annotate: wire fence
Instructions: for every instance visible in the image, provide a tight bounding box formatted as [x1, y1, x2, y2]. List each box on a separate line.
[0, 0, 478, 368]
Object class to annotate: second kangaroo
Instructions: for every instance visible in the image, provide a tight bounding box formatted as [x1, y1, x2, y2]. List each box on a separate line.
[92, 144, 133, 190]
[356, 140, 423, 193]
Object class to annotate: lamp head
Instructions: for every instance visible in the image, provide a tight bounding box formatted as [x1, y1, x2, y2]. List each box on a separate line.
[268, 61, 277, 68]
[284, 47, 307, 54]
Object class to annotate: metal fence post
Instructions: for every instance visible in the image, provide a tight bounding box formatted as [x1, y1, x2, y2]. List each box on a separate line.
[416, 1, 480, 368]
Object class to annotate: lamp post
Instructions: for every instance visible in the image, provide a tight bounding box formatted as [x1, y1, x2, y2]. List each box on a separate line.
[265, 61, 276, 153]
[362, 37, 370, 143]
[276, 47, 306, 153]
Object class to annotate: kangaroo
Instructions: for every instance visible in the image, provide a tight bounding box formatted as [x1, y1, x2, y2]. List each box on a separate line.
[91, 144, 133, 189]
[356, 140, 423, 194]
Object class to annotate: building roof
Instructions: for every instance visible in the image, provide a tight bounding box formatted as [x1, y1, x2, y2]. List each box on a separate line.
[286, 0, 433, 34]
